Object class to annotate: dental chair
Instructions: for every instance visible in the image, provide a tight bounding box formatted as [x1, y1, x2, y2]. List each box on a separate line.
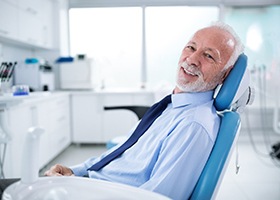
[189, 53, 253, 199]
[105, 54, 253, 200]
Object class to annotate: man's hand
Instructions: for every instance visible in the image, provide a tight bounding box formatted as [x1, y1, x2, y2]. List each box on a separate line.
[44, 164, 74, 177]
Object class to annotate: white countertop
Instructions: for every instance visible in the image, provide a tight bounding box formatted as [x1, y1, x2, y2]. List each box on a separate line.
[0, 89, 156, 108]
[66, 87, 155, 94]
[0, 91, 70, 108]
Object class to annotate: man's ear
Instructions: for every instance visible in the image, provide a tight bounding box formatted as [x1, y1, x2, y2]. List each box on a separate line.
[220, 65, 233, 84]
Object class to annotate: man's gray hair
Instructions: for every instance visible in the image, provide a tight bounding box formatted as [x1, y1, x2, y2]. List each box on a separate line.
[210, 21, 244, 70]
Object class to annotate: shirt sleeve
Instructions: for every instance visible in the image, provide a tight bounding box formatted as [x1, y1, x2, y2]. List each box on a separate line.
[70, 157, 96, 176]
[70, 122, 141, 177]
[70, 144, 121, 176]
[139, 121, 215, 200]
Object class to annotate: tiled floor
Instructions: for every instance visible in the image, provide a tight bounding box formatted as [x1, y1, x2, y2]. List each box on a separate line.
[41, 130, 280, 200]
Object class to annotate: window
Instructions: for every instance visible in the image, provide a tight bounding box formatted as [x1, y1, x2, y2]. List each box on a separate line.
[69, 6, 219, 89]
[69, 7, 142, 89]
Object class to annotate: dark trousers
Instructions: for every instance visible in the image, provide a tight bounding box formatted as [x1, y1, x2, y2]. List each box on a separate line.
[0, 179, 20, 198]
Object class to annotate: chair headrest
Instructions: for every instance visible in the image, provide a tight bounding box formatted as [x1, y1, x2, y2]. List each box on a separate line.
[214, 54, 254, 112]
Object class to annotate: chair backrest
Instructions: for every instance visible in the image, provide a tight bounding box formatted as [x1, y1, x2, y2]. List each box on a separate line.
[189, 54, 252, 200]
[104, 106, 150, 120]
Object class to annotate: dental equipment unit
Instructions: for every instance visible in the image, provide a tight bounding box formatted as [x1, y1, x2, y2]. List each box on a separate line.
[2, 127, 170, 200]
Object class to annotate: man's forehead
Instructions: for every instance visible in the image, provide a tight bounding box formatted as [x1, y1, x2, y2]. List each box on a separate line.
[191, 28, 235, 51]
[196, 27, 234, 43]
[187, 41, 218, 53]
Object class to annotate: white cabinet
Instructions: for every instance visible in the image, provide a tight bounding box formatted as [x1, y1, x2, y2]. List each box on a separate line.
[0, 0, 18, 40]
[71, 91, 155, 143]
[17, 0, 53, 47]
[102, 93, 142, 142]
[71, 94, 103, 143]
[18, 8, 43, 46]
[37, 95, 71, 166]
[2, 93, 71, 178]
[41, 0, 55, 48]
[102, 93, 156, 141]
[0, 0, 56, 49]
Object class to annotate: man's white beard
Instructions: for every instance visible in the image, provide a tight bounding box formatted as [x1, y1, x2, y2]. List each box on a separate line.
[176, 62, 220, 93]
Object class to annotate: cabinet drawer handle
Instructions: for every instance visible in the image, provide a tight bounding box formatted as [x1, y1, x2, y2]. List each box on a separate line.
[26, 7, 37, 15]
[0, 29, 9, 35]
[57, 116, 66, 122]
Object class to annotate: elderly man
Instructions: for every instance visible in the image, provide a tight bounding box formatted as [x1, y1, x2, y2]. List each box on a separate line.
[1, 22, 244, 200]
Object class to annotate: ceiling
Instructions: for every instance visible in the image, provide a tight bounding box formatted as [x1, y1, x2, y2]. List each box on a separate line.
[69, 0, 280, 8]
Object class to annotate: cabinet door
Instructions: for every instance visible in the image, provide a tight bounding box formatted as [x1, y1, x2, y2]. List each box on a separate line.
[33, 95, 71, 167]
[17, 0, 55, 48]
[47, 96, 71, 160]
[0, 0, 18, 40]
[40, 0, 54, 48]
[132, 93, 155, 105]
[18, 0, 41, 12]
[0, 0, 56, 49]
[102, 94, 139, 142]
[18, 8, 43, 46]
[71, 94, 103, 143]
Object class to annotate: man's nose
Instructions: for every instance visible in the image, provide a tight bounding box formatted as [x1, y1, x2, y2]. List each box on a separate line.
[186, 52, 201, 67]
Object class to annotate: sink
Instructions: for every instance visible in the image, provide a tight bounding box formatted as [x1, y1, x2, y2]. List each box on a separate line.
[3, 176, 170, 200]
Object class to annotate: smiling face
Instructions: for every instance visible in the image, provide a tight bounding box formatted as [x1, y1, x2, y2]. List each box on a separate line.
[175, 27, 236, 94]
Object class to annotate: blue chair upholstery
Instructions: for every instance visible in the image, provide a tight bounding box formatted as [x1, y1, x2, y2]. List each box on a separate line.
[189, 111, 240, 200]
[214, 54, 248, 112]
[189, 54, 251, 200]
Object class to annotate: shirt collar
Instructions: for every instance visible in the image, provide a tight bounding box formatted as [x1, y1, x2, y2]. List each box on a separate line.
[171, 90, 214, 108]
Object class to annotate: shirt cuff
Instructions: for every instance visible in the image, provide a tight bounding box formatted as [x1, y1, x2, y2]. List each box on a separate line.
[70, 163, 89, 177]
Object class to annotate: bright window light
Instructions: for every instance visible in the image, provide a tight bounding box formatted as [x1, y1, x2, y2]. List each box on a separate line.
[69, 6, 218, 89]
[69, 7, 142, 89]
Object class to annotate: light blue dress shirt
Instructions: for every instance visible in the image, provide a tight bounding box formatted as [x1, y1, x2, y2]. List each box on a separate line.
[70, 91, 220, 200]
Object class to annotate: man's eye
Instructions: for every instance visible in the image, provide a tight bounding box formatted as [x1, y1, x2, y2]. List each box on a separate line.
[205, 53, 214, 60]
[186, 45, 195, 51]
